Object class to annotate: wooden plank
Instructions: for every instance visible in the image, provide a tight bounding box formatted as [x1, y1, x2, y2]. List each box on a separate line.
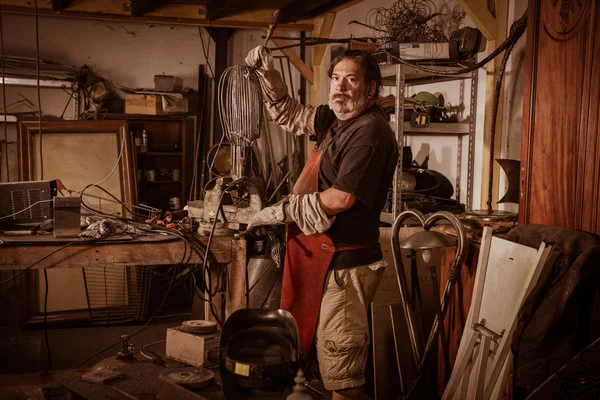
[479, 0, 507, 210]
[456, 0, 497, 40]
[51, 0, 72, 11]
[0, 1, 315, 31]
[278, 0, 332, 24]
[329, 0, 365, 13]
[130, 0, 161, 17]
[205, 0, 245, 20]
[310, 12, 336, 106]
[0, 369, 89, 391]
[0, 236, 232, 269]
[269, 37, 314, 86]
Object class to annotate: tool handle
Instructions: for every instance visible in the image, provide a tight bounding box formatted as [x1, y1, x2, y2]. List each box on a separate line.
[248, 10, 280, 76]
[263, 10, 280, 46]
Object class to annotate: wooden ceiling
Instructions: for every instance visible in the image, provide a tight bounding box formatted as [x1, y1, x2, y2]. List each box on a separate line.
[0, 0, 364, 30]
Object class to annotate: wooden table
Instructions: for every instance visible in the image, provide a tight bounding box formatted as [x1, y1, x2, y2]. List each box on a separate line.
[0, 233, 247, 324]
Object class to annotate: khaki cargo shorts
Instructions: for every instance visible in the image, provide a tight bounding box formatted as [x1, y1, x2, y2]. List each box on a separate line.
[315, 260, 386, 391]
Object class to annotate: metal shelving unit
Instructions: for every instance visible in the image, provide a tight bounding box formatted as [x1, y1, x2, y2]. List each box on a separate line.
[381, 63, 478, 224]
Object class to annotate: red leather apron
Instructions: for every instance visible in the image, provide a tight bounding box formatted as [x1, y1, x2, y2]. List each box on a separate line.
[280, 126, 372, 354]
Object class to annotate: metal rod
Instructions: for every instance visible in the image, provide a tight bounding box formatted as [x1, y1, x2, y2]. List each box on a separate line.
[430, 264, 451, 383]
[268, 170, 291, 203]
[391, 209, 426, 365]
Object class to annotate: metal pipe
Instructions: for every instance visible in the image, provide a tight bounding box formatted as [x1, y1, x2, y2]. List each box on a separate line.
[391, 209, 426, 365]
[417, 211, 466, 371]
[391, 209, 467, 374]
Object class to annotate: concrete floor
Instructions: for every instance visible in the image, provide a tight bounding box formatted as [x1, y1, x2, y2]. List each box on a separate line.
[0, 315, 189, 374]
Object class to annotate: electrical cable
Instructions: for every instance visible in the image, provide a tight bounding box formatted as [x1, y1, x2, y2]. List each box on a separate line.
[148, 313, 191, 319]
[0, 5, 9, 181]
[59, 84, 76, 120]
[0, 199, 54, 221]
[34, 0, 43, 179]
[198, 26, 215, 79]
[380, 12, 527, 76]
[74, 182, 224, 323]
[76, 261, 180, 368]
[0, 242, 73, 285]
[43, 268, 51, 371]
[79, 184, 141, 221]
[66, 127, 126, 195]
[141, 339, 166, 349]
[192, 25, 224, 201]
[189, 26, 214, 201]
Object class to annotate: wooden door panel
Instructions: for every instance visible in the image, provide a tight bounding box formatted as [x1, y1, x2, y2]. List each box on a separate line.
[521, 0, 600, 234]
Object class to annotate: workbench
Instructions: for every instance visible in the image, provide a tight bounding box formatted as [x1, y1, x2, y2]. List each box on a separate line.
[0, 233, 248, 321]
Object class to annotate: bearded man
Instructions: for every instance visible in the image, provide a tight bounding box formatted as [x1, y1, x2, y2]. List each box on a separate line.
[244, 46, 398, 400]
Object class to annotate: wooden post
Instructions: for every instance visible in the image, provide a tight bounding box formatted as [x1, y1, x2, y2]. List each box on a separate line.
[458, 0, 509, 210]
[480, 0, 507, 209]
[310, 12, 336, 106]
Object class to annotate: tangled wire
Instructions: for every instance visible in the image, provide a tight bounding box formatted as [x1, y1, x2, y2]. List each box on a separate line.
[358, 0, 448, 43]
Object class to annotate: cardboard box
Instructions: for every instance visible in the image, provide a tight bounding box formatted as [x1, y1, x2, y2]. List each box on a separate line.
[125, 93, 163, 115]
[166, 327, 220, 368]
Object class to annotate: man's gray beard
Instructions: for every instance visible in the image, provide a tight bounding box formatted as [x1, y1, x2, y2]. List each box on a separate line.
[328, 93, 368, 114]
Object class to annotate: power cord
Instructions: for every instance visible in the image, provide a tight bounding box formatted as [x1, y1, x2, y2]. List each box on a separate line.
[76, 262, 180, 367]
[0, 4, 9, 181]
[34, 0, 43, 180]
[0, 242, 74, 285]
[0, 199, 54, 221]
[43, 268, 51, 371]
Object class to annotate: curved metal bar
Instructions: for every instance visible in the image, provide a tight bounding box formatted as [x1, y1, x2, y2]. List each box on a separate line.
[391, 209, 427, 366]
[418, 211, 467, 371]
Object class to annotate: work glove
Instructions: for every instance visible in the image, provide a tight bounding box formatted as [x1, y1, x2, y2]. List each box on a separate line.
[246, 198, 290, 231]
[245, 45, 274, 71]
[245, 45, 288, 103]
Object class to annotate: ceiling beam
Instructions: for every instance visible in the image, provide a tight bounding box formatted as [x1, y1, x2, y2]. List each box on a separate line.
[129, 0, 163, 17]
[310, 12, 336, 106]
[456, 0, 497, 40]
[328, 0, 365, 13]
[269, 36, 313, 85]
[0, 1, 315, 30]
[50, 0, 72, 11]
[205, 0, 245, 20]
[297, 0, 359, 20]
[278, 0, 332, 24]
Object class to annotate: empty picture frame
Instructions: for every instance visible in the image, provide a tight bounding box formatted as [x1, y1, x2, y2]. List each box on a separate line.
[18, 120, 138, 218]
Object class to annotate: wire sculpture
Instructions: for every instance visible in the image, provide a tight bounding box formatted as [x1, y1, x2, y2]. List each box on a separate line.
[358, 0, 448, 43]
[217, 66, 263, 180]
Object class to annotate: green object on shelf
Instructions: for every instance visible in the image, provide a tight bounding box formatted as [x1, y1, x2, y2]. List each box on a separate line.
[172, 168, 181, 181]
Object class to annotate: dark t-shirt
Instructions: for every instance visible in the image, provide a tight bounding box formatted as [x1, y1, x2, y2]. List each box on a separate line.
[313, 104, 398, 269]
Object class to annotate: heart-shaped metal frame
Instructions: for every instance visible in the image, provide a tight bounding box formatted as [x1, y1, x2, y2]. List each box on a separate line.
[391, 209, 467, 391]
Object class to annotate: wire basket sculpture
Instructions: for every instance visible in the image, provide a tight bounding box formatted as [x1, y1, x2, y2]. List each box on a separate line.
[364, 0, 448, 43]
[218, 65, 263, 180]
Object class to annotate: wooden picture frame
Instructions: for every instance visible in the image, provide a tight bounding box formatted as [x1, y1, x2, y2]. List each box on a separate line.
[16, 120, 139, 325]
[18, 120, 138, 217]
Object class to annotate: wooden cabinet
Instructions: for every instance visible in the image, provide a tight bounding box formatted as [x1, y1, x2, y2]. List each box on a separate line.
[97, 114, 188, 212]
[128, 115, 187, 212]
[520, 0, 600, 234]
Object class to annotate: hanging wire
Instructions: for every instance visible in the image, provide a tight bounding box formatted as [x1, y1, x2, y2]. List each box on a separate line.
[189, 26, 215, 201]
[34, 0, 43, 179]
[0, 5, 8, 181]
